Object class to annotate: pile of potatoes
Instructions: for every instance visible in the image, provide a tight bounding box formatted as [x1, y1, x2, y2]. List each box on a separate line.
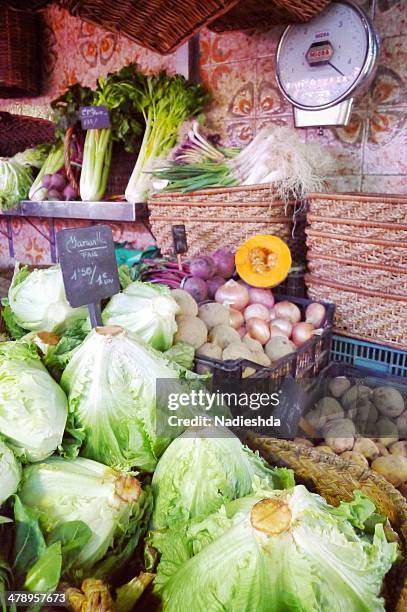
[302, 375, 407, 495]
[170, 289, 293, 375]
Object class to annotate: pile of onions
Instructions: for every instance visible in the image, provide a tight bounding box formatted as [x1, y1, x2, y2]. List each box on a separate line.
[291, 322, 315, 347]
[272, 301, 301, 324]
[305, 302, 326, 328]
[246, 318, 270, 345]
[215, 280, 249, 311]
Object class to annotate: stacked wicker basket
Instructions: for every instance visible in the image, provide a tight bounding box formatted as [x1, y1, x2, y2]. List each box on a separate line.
[305, 193, 407, 349]
[148, 185, 305, 259]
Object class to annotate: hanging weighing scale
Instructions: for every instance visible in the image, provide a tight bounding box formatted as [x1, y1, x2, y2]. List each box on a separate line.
[276, 0, 379, 127]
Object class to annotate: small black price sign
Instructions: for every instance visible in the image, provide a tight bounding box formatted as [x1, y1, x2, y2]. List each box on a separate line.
[171, 224, 188, 254]
[79, 105, 110, 130]
[56, 225, 120, 327]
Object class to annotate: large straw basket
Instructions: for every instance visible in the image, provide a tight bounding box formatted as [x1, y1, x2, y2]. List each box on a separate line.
[148, 185, 305, 258]
[305, 274, 407, 349]
[242, 434, 407, 611]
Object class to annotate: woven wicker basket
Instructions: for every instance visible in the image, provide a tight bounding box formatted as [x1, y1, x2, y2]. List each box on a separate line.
[308, 192, 407, 223]
[242, 434, 407, 611]
[148, 185, 305, 258]
[308, 256, 407, 297]
[210, 0, 330, 31]
[0, 7, 42, 97]
[306, 274, 407, 349]
[0, 112, 55, 157]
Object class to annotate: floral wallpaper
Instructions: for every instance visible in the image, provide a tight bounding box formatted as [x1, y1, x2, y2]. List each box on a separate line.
[0, 0, 406, 266]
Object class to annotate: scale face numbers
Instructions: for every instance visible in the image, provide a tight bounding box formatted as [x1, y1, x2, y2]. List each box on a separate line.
[276, 1, 378, 111]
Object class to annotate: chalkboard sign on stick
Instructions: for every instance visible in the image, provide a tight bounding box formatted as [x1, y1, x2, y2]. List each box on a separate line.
[56, 225, 120, 327]
[80, 105, 111, 130]
[172, 224, 187, 271]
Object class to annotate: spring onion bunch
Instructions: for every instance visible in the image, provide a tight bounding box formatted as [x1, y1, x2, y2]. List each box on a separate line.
[153, 125, 333, 201]
[125, 72, 208, 204]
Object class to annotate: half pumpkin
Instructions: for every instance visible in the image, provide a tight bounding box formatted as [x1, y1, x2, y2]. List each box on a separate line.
[235, 234, 292, 288]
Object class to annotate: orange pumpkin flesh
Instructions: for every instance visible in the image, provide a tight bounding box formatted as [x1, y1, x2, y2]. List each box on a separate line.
[235, 234, 292, 288]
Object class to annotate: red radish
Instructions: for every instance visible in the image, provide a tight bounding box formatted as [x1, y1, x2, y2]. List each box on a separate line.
[49, 173, 67, 191]
[292, 322, 314, 347]
[272, 318, 293, 337]
[229, 308, 244, 329]
[63, 184, 78, 201]
[248, 287, 275, 309]
[246, 318, 270, 345]
[212, 249, 235, 279]
[237, 326, 246, 339]
[41, 174, 53, 189]
[305, 302, 326, 328]
[189, 256, 216, 280]
[215, 280, 249, 311]
[273, 301, 301, 324]
[244, 303, 270, 322]
[47, 189, 62, 201]
[269, 325, 288, 339]
[183, 277, 208, 303]
[206, 275, 225, 299]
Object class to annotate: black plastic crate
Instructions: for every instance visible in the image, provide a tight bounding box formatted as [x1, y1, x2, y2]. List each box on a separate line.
[194, 295, 335, 389]
[274, 266, 306, 299]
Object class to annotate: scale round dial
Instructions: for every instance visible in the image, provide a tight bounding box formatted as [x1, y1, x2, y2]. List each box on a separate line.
[276, 1, 378, 110]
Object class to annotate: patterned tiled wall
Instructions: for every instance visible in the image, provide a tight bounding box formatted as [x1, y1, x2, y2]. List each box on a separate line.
[0, 1, 406, 266]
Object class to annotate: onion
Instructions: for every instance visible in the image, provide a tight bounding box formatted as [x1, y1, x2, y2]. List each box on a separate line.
[215, 279, 249, 311]
[269, 307, 276, 321]
[292, 322, 314, 347]
[248, 287, 275, 309]
[305, 302, 326, 328]
[246, 318, 270, 345]
[244, 303, 270, 322]
[273, 301, 301, 324]
[237, 326, 246, 339]
[229, 308, 244, 329]
[272, 318, 292, 337]
[269, 325, 288, 339]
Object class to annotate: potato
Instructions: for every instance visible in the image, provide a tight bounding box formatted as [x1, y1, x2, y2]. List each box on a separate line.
[347, 399, 378, 423]
[209, 325, 241, 349]
[265, 336, 295, 362]
[375, 418, 399, 447]
[222, 342, 252, 362]
[196, 342, 222, 360]
[396, 411, 407, 437]
[324, 418, 355, 453]
[315, 445, 336, 454]
[294, 438, 313, 448]
[315, 397, 344, 423]
[305, 409, 324, 431]
[171, 288, 198, 316]
[174, 315, 207, 349]
[242, 336, 263, 353]
[399, 484, 407, 499]
[340, 451, 369, 468]
[328, 376, 351, 398]
[371, 455, 407, 487]
[372, 386, 405, 418]
[353, 438, 379, 461]
[389, 441, 407, 457]
[375, 442, 390, 456]
[198, 303, 229, 329]
[248, 351, 271, 367]
[341, 385, 372, 409]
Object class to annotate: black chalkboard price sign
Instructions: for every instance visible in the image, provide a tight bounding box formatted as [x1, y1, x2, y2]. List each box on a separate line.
[171, 224, 187, 254]
[56, 225, 120, 327]
[79, 105, 111, 130]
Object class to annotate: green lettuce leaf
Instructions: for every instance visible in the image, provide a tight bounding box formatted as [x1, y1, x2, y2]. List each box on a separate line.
[163, 342, 194, 370]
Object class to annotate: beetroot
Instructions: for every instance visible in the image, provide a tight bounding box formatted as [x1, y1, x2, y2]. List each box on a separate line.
[63, 184, 78, 201]
[212, 249, 235, 279]
[41, 174, 53, 189]
[189, 256, 216, 280]
[47, 189, 62, 201]
[49, 173, 67, 191]
[182, 276, 208, 303]
[206, 275, 225, 299]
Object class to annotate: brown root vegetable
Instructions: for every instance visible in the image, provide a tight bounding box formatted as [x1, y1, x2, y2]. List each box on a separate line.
[399, 484, 407, 499]
[305, 409, 324, 431]
[222, 342, 252, 362]
[389, 441, 407, 457]
[209, 325, 241, 349]
[198, 303, 229, 329]
[248, 351, 271, 367]
[196, 342, 222, 360]
[353, 438, 380, 461]
[375, 418, 399, 447]
[328, 376, 351, 398]
[294, 438, 313, 448]
[315, 397, 344, 423]
[371, 455, 407, 487]
[396, 411, 407, 437]
[323, 418, 355, 453]
[375, 442, 390, 456]
[265, 336, 295, 362]
[174, 315, 207, 349]
[171, 289, 198, 316]
[242, 336, 263, 353]
[340, 451, 369, 468]
[347, 399, 378, 424]
[341, 385, 372, 410]
[372, 386, 405, 418]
